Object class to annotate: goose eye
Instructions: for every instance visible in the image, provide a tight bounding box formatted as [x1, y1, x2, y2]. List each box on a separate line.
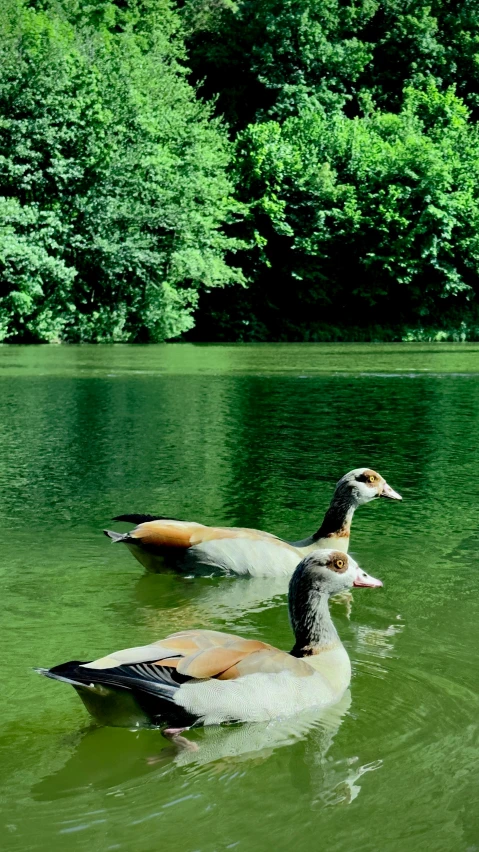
[368, 475, 376, 483]
[335, 559, 344, 570]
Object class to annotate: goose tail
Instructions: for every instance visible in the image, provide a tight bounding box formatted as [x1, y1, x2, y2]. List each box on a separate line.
[34, 664, 88, 689]
[112, 514, 180, 524]
[104, 529, 126, 543]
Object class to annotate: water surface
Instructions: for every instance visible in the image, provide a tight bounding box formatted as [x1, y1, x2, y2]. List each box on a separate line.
[1, 343, 478, 852]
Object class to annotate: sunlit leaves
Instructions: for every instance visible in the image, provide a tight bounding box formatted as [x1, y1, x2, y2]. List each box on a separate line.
[235, 83, 479, 323]
[0, 0, 243, 342]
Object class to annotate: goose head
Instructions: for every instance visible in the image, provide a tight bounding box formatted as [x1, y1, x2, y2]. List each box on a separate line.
[308, 468, 402, 552]
[289, 550, 383, 654]
[290, 549, 383, 603]
[336, 468, 402, 507]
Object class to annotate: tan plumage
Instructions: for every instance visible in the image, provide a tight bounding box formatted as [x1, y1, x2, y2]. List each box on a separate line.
[149, 631, 313, 680]
[105, 468, 401, 576]
[130, 520, 287, 550]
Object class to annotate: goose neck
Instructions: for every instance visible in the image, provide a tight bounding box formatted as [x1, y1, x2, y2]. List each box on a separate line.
[313, 488, 357, 545]
[289, 583, 340, 658]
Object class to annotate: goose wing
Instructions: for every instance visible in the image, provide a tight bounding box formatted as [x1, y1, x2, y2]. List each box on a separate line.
[71, 628, 314, 684]
[38, 629, 316, 727]
[106, 519, 286, 551]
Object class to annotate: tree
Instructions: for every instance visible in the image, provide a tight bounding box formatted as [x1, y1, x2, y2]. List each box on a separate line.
[195, 83, 479, 339]
[0, 0, 243, 342]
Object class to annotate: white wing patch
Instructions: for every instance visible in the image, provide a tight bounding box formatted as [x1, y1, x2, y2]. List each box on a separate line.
[82, 644, 175, 670]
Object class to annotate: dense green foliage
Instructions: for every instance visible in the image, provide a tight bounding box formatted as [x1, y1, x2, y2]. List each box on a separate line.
[223, 83, 479, 335]
[184, 0, 479, 339]
[2, 0, 479, 340]
[0, 0, 242, 341]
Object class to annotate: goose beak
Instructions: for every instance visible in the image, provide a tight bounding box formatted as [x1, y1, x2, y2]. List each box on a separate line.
[380, 481, 402, 500]
[353, 568, 383, 588]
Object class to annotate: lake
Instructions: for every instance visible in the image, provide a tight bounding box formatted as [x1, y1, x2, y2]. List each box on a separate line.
[1, 342, 478, 852]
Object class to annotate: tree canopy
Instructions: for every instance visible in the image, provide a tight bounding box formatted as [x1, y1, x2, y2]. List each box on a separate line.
[2, 0, 479, 341]
[0, 0, 243, 341]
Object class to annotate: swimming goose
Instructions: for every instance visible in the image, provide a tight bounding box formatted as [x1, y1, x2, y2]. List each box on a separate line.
[104, 468, 401, 576]
[36, 550, 383, 738]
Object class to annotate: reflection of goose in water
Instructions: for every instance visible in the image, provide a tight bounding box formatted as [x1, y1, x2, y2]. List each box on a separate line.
[316, 755, 383, 807]
[150, 691, 352, 770]
[32, 691, 382, 817]
[135, 572, 359, 645]
[136, 574, 291, 637]
[105, 469, 401, 576]
[350, 614, 406, 685]
[32, 693, 353, 799]
[36, 552, 383, 739]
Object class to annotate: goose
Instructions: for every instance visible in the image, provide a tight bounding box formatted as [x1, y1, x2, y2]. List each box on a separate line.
[36, 550, 383, 744]
[104, 468, 401, 576]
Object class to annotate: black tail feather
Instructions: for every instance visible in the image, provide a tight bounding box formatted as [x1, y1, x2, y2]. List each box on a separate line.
[35, 661, 90, 688]
[37, 659, 183, 700]
[112, 514, 182, 524]
[36, 661, 196, 726]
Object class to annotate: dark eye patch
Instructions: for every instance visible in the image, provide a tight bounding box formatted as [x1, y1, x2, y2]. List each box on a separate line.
[356, 470, 377, 485]
[327, 554, 348, 573]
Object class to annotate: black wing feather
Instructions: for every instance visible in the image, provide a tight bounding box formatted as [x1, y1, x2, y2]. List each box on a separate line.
[43, 659, 190, 699]
[36, 660, 199, 726]
[112, 514, 183, 524]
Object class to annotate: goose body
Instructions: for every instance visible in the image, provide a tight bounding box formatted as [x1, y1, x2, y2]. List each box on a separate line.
[110, 523, 311, 577]
[105, 468, 401, 576]
[37, 551, 383, 730]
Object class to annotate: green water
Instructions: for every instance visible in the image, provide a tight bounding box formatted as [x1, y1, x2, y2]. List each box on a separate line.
[1, 343, 479, 852]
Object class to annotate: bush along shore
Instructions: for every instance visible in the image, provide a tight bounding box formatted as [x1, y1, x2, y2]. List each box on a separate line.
[2, 0, 479, 342]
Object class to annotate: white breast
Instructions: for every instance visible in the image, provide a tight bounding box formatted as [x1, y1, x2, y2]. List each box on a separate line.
[303, 645, 352, 696]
